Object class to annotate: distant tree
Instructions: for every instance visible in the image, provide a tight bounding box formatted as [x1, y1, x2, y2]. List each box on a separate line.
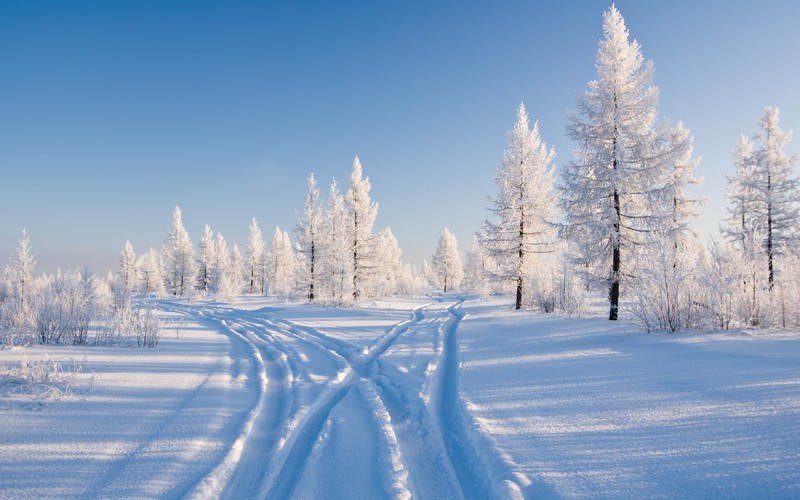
[137, 248, 166, 297]
[664, 122, 704, 246]
[421, 259, 437, 288]
[10, 229, 36, 326]
[246, 217, 265, 294]
[197, 224, 216, 293]
[560, 6, 687, 320]
[345, 156, 378, 300]
[722, 135, 758, 248]
[463, 236, 491, 296]
[266, 226, 296, 298]
[320, 179, 353, 304]
[373, 227, 403, 297]
[296, 174, 323, 301]
[483, 102, 557, 310]
[163, 207, 195, 297]
[230, 244, 244, 297]
[432, 228, 463, 292]
[751, 107, 799, 289]
[213, 233, 238, 301]
[118, 240, 137, 294]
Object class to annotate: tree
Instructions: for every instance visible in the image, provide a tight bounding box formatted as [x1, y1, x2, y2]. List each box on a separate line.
[664, 122, 704, 246]
[118, 240, 137, 294]
[373, 227, 404, 297]
[432, 228, 463, 292]
[230, 244, 244, 297]
[345, 156, 378, 300]
[483, 102, 557, 309]
[320, 179, 353, 304]
[463, 236, 491, 296]
[296, 174, 323, 301]
[137, 248, 166, 297]
[213, 233, 238, 301]
[266, 226, 296, 298]
[197, 224, 216, 293]
[10, 229, 36, 326]
[163, 206, 195, 297]
[722, 135, 758, 249]
[751, 107, 799, 289]
[246, 217, 265, 294]
[561, 6, 685, 320]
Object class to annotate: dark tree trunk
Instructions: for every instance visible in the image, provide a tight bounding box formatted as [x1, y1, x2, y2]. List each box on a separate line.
[767, 169, 774, 290]
[309, 240, 315, 301]
[609, 192, 620, 321]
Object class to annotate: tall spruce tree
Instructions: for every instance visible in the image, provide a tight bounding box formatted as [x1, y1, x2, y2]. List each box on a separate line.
[296, 174, 322, 301]
[345, 156, 378, 300]
[483, 102, 557, 309]
[197, 224, 215, 293]
[432, 228, 463, 293]
[163, 206, 195, 297]
[246, 217, 265, 294]
[752, 107, 799, 289]
[561, 6, 684, 320]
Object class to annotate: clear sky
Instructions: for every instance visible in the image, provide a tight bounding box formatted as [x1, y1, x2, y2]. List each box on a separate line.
[1, 1, 798, 275]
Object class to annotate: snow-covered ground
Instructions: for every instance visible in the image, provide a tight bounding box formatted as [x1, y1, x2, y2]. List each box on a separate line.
[1, 295, 798, 498]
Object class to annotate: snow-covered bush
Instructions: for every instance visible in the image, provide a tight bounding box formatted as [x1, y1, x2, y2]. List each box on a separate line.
[0, 355, 84, 405]
[103, 302, 161, 347]
[630, 235, 711, 332]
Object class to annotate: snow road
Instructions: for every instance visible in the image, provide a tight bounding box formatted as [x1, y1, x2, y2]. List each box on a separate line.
[175, 297, 517, 499]
[2, 295, 799, 498]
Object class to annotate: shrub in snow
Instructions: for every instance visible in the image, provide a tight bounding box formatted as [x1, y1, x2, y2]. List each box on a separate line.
[630, 234, 711, 332]
[0, 355, 85, 406]
[104, 303, 161, 347]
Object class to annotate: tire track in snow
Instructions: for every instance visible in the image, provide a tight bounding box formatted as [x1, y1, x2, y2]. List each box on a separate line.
[431, 299, 505, 499]
[161, 304, 292, 499]
[372, 305, 465, 497]
[259, 306, 427, 499]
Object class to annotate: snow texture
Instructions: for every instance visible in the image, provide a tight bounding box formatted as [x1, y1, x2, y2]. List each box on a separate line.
[1, 295, 798, 498]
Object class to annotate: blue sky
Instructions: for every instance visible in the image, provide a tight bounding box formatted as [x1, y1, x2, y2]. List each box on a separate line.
[1, 1, 798, 275]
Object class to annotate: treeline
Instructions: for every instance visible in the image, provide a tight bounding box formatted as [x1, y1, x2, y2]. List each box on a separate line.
[2, 5, 799, 345]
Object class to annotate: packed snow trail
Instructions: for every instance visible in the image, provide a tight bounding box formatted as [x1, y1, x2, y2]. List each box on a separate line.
[155, 297, 521, 499]
[258, 306, 427, 498]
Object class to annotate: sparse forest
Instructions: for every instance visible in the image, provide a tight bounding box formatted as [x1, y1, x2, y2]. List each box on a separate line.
[2, 7, 799, 348]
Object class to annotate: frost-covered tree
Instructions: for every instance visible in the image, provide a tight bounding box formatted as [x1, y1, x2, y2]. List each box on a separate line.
[10, 229, 36, 328]
[664, 122, 704, 245]
[483, 102, 557, 309]
[163, 206, 195, 297]
[266, 226, 296, 298]
[320, 179, 353, 304]
[421, 259, 437, 288]
[246, 217, 265, 294]
[722, 135, 758, 248]
[231, 244, 244, 295]
[345, 156, 378, 300]
[561, 6, 687, 320]
[137, 248, 166, 297]
[296, 174, 323, 301]
[197, 224, 216, 293]
[373, 228, 404, 297]
[432, 228, 463, 292]
[751, 107, 798, 289]
[213, 233, 238, 301]
[721, 107, 798, 312]
[463, 236, 492, 296]
[118, 240, 137, 294]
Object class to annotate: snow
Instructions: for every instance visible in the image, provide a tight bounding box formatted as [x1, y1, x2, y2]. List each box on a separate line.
[1, 295, 799, 498]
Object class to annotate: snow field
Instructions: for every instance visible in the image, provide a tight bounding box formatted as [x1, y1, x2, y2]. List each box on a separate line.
[2, 295, 798, 499]
[0, 308, 253, 499]
[457, 297, 800, 498]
